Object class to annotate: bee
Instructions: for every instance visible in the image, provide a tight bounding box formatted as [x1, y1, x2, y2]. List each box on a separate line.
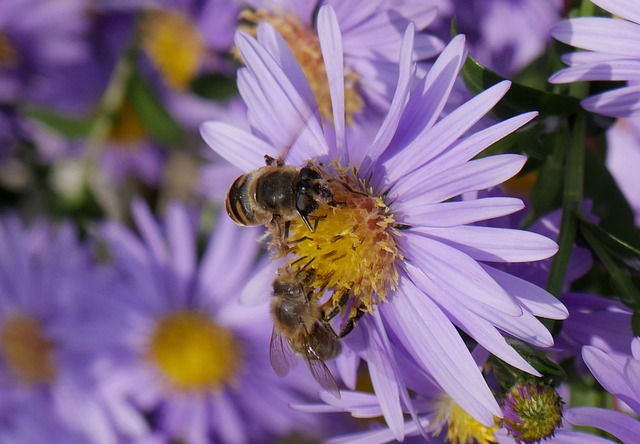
[225, 155, 334, 235]
[269, 267, 341, 397]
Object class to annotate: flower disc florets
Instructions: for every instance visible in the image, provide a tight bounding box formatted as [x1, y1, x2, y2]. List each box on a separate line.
[503, 382, 563, 444]
[277, 165, 402, 313]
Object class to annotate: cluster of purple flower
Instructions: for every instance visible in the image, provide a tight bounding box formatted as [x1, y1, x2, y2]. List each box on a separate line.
[1, 0, 639, 443]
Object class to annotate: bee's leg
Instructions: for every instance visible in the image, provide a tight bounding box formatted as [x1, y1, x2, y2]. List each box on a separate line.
[337, 304, 367, 338]
[264, 155, 279, 166]
[300, 214, 314, 233]
[283, 220, 291, 240]
[319, 290, 350, 340]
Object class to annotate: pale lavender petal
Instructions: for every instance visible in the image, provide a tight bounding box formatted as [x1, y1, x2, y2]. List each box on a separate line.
[393, 155, 526, 208]
[407, 263, 539, 375]
[364, 319, 404, 441]
[592, 0, 640, 24]
[552, 18, 640, 57]
[132, 198, 168, 266]
[403, 232, 523, 316]
[414, 225, 559, 263]
[200, 121, 276, 171]
[397, 197, 524, 227]
[299, 391, 383, 416]
[363, 23, 416, 171]
[385, 279, 501, 425]
[582, 346, 640, 410]
[383, 81, 511, 183]
[632, 337, 640, 359]
[239, 261, 280, 306]
[318, 5, 347, 162]
[625, 358, 640, 405]
[326, 417, 432, 444]
[426, 112, 538, 173]
[235, 30, 329, 163]
[255, 24, 317, 113]
[565, 407, 640, 444]
[165, 203, 196, 306]
[549, 59, 640, 83]
[560, 50, 626, 66]
[483, 265, 568, 319]
[582, 85, 640, 117]
[495, 428, 615, 444]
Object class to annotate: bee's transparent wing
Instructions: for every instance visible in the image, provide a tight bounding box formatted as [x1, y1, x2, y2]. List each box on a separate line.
[269, 328, 297, 377]
[304, 352, 341, 399]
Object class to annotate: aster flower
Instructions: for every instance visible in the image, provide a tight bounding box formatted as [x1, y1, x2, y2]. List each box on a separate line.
[549, 0, 640, 117]
[201, 5, 565, 438]
[562, 338, 640, 444]
[235, 0, 444, 124]
[435, 0, 562, 77]
[0, 0, 90, 105]
[0, 214, 124, 444]
[95, 200, 331, 444]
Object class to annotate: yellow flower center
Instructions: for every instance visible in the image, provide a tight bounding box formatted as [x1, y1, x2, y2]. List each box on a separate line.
[147, 311, 243, 392]
[434, 396, 499, 444]
[282, 168, 401, 312]
[238, 9, 364, 125]
[109, 101, 146, 146]
[0, 314, 57, 385]
[503, 383, 563, 443]
[0, 32, 17, 70]
[140, 9, 206, 91]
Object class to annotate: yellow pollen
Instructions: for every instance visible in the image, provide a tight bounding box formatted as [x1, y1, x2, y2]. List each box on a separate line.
[140, 9, 206, 91]
[238, 8, 364, 125]
[283, 169, 401, 312]
[109, 101, 146, 147]
[434, 396, 499, 444]
[0, 32, 17, 70]
[147, 311, 243, 392]
[0, 314, 57, 385]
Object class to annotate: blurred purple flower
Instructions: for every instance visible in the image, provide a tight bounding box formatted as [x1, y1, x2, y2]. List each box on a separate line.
[95, 201, 329, 444]
[202, 5, 565, 439]
[235, 0, 444, 124]
[550, 0, 640, 117]
[435, 0, 562, 77]
[563, 338, 640, 444]
[0, 214, 123, 443]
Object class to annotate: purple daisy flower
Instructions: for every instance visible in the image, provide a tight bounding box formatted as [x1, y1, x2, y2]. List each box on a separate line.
[0, 214, 124, 444]
[434, 0, 562, 77]
[201, 5, 565, 438]
[95, 200, 331, 444]
[0, 0, 90, 105]
[562, 338, 640, 444]
[549, 0, 640, 117]
[235, 0, 444, 124]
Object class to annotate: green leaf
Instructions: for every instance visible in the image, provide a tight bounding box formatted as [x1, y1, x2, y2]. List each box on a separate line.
[460, 51, 582, 118]
[579, 219, 640, 273]
[191, 73, 238, 101]
[25, 106, 93, 139]
[580, 219, 640, 310]
[128, 70, 186, 147]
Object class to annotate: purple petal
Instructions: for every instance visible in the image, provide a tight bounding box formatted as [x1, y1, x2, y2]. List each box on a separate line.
[132, 198, 168, 266]
[393, 154, 526, 207]
[383, 80, 511, 184]
[633, 337, 640, 359]
[362, 22, 416, 172]
[403, 232, 523, 317]
[384, 279, 501, 425]
[413, 225, 559, 263]
[397, 197, 524, 227]
[582, 85, 640, 118]
[235, 30, 329, 164]
[200, 121, 276, 171]
[239, 261, 281, 306]
[592, 0, 640, 24]
[482, 265, 568, 320]
[565, 407, 640, 444]
[549, 59, 640, 83]
[165, 203, 195, 305]
[552, 18, 640, 57]
[317, 5, 347, 163]
[582, 346, 640, 410]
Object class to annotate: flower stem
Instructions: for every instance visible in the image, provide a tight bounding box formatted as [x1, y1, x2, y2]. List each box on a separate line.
[546, 111, 586, 301]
